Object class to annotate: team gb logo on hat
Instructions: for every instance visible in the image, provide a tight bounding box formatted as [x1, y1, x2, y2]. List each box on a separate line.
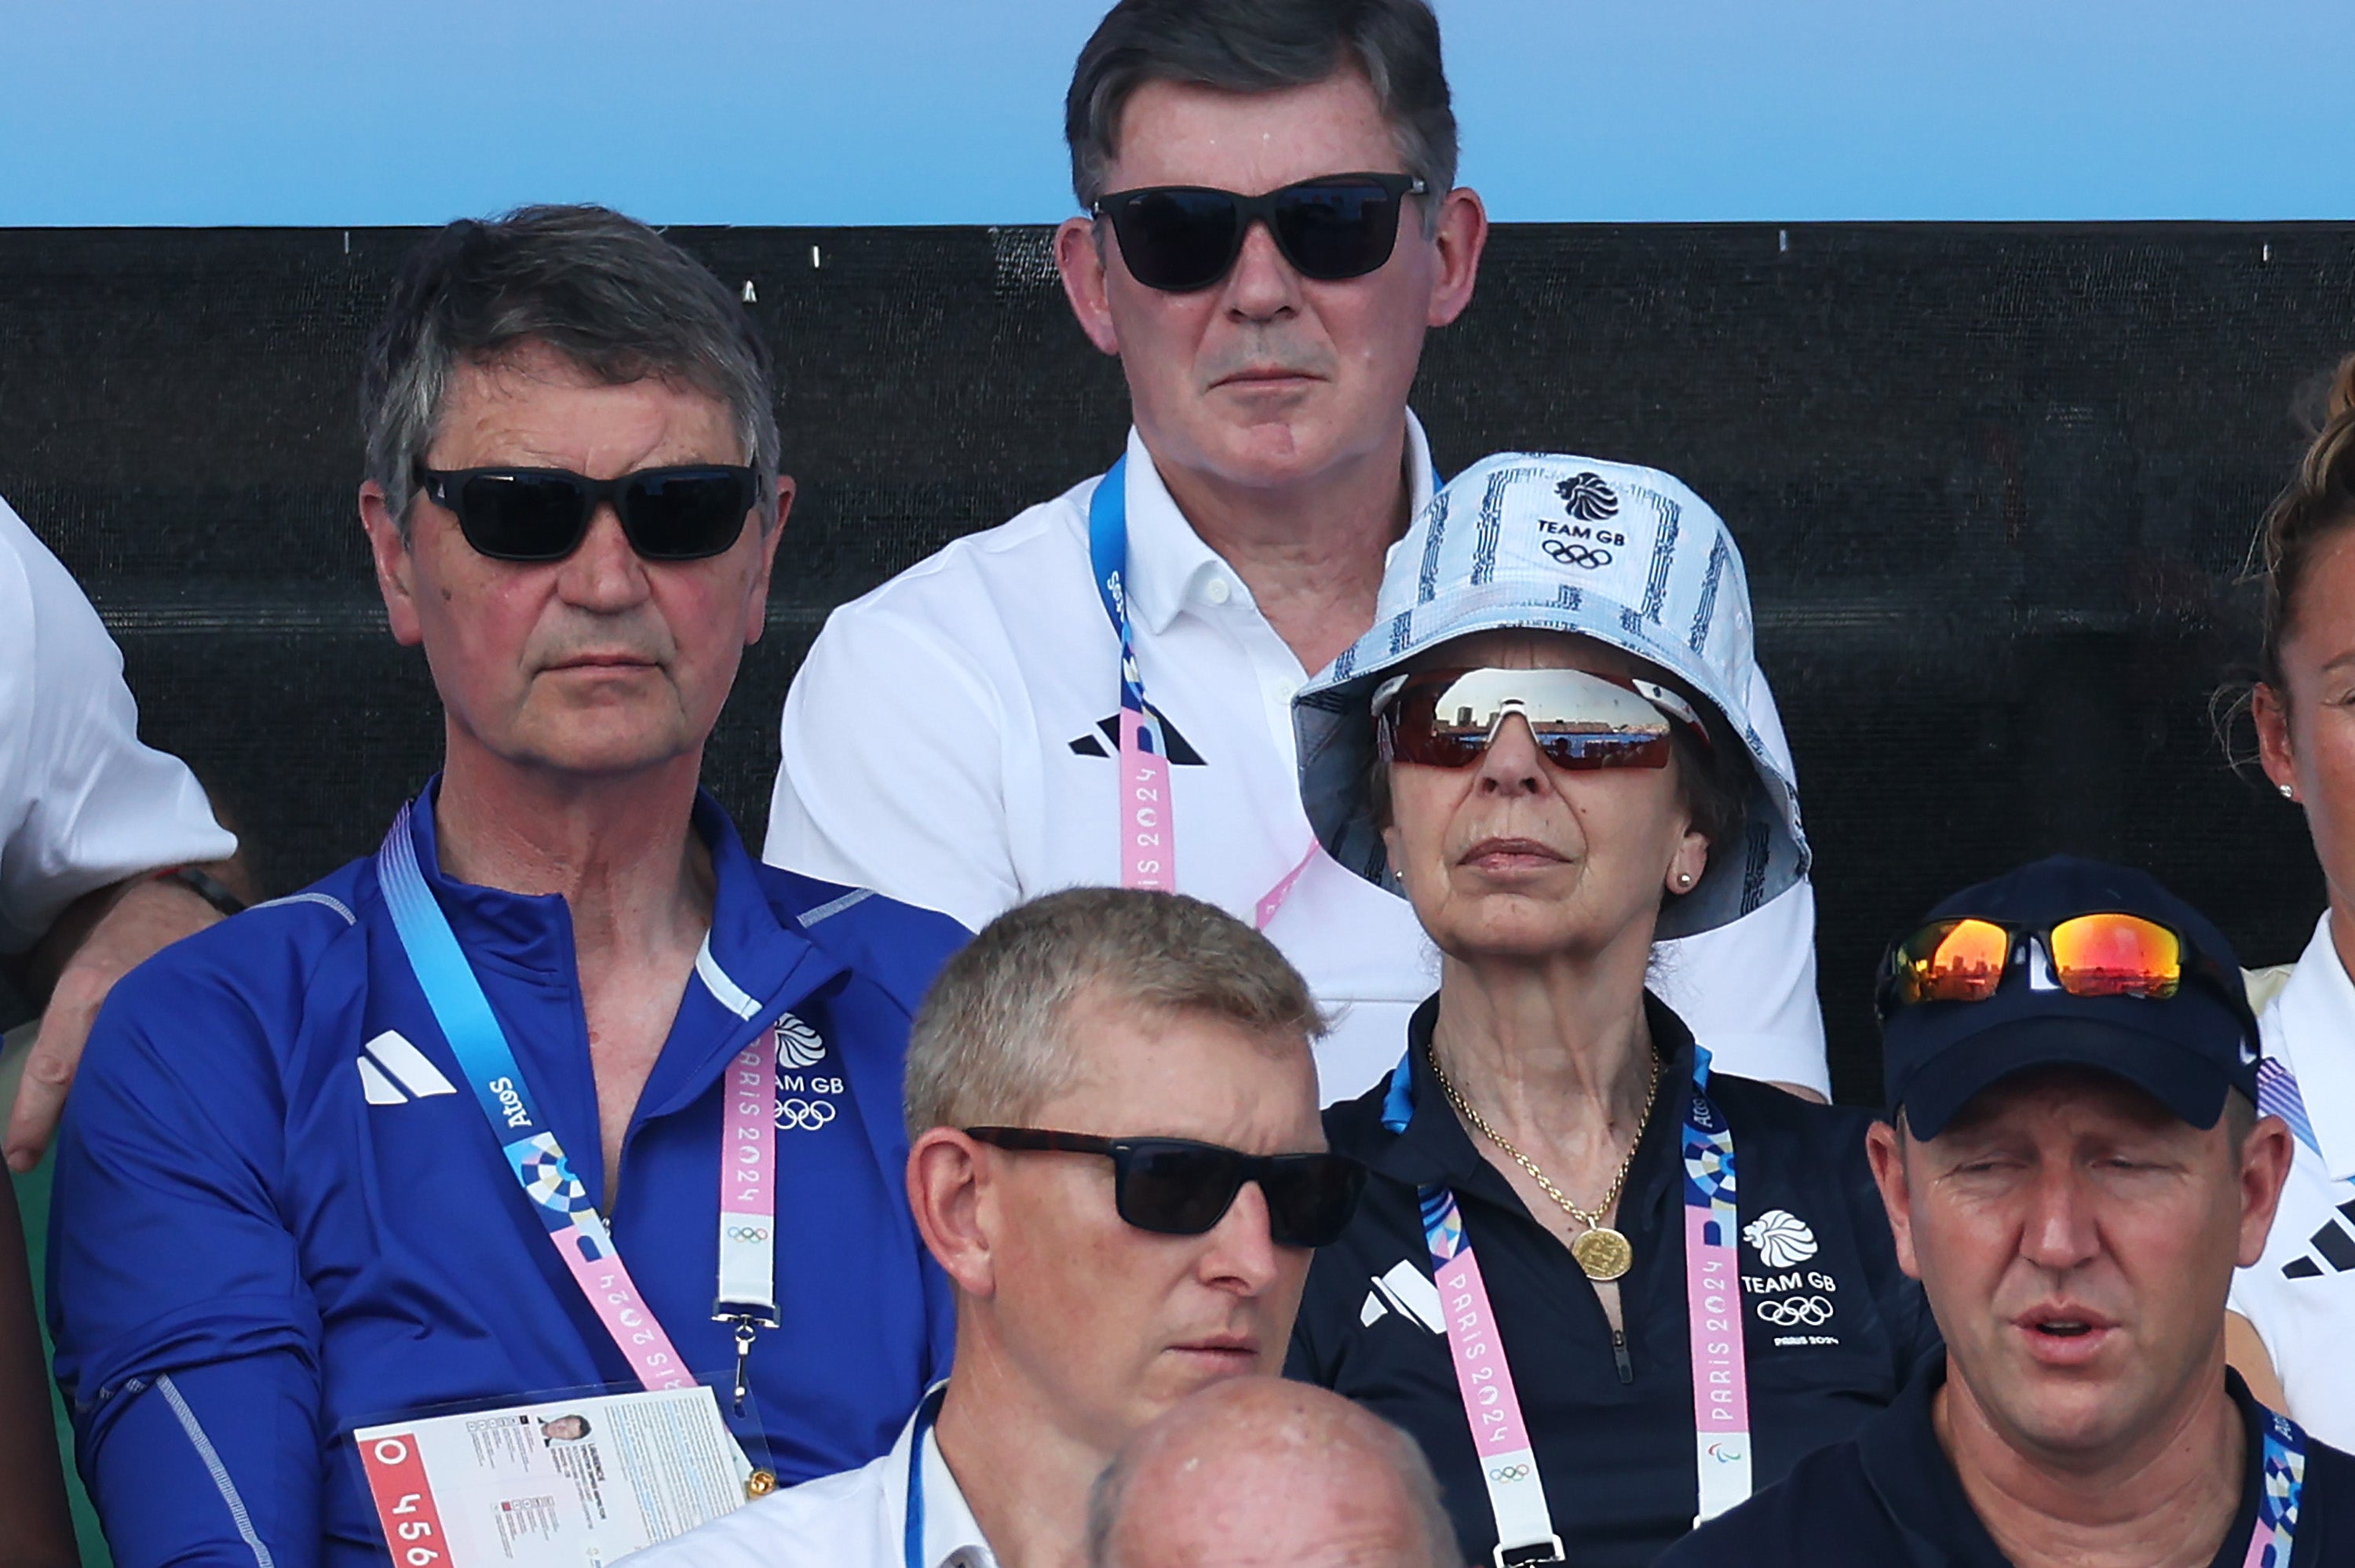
[1539, 472, 1626, 571]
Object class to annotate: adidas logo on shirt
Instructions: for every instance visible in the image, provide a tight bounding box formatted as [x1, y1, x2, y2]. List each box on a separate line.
[356, 1030, 458, 1106]
[1358, 1260, 1446, 1333]
[2282, 1198, 2355, 1279]
[1066, 713, 1207, 764]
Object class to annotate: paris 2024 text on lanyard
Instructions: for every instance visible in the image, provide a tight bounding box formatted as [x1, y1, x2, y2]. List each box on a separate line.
[376, 805, 784, 1414]
[1088, 454, 1316, 926]
[1381, 1043, 1751, 1566]
[1386, 1043, 2311, 1568]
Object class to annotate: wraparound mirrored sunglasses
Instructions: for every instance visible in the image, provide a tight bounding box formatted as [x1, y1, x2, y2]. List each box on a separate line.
[1371, 666, 1711, 771]
[963, 1127, 1367, 1248]
[1092, 172, 1428, 293]
[413, 461, 758, 563]
[1877, 913, 2236, 1016]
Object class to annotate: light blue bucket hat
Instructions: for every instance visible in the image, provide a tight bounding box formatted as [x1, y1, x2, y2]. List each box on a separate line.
[1293, 451, 1809, 941]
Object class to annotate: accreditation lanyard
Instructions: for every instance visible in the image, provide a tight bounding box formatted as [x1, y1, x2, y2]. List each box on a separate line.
[2247, 1406, 2307, 1567]
[376, 806, 780, 1401]
[1382, 1044, 1754, 1566]
[1085, 458, 1314, 928]
[900, 1383, 951, 1568]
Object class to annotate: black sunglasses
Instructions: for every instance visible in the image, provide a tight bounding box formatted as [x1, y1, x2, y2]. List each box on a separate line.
[964, 1127, 1366, 1248]
[412, 461, 759, 563]
[1091, 172, 1429, 293]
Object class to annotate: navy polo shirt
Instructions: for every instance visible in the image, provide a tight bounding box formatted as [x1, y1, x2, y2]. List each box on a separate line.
[1658, 1362, 2355, 1566]
[1287, 995, 1938, 1567]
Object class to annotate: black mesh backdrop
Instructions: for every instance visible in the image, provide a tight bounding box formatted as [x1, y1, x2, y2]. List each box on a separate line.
[2, 222, 2346, 1102]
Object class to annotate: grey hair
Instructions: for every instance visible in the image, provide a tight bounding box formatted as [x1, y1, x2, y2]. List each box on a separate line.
[904, 888, 1326, 1139]
[1065, 0, 1457, 233]
[1085, 1400, 1463, 1568]
[360, 203, 780, 534]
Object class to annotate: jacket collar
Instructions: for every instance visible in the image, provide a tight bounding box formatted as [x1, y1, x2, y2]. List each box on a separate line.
[2266, 913, 2355, 1180]
[1119, 413, 1439, 640]
[399, 779, 850, 1114]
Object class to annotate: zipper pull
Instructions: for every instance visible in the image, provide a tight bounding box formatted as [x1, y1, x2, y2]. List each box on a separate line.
[1611, 1327, 1634, 1384]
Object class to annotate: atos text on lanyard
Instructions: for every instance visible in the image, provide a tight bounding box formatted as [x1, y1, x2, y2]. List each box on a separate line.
[377, 807, 783, 1406]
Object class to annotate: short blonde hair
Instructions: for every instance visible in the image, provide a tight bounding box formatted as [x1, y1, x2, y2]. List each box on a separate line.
[904, 888, 1326, 1137]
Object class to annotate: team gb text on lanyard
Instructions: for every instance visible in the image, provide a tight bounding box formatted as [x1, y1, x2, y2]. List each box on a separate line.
[377, 806, 782, 1406]
[1382, 1043, 1754, 1566]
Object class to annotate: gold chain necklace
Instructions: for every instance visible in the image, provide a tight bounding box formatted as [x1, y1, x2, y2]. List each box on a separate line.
[1427, 1041, 1661, 1282]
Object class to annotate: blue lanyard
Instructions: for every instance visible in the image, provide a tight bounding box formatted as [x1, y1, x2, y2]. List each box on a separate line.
[2248, 1405, 2306, 1566]
[375, 804, 696, 1388]
[902, 1383, 949, 1568]
[378, 805, 586, 1214]
[1086, 456, 1169, 761]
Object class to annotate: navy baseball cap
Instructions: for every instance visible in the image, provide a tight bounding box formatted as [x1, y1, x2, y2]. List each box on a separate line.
[1879, 856, 2260, 1140]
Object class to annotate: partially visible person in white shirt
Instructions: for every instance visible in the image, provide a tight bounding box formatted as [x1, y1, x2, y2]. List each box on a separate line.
[765, 0, 1831, 1104]
[1083, 1378, 1460, 1568]
[624, 888, 1350, 1568]
[0, 490, 240, 1172]
[2226, 348, 2355, 1449]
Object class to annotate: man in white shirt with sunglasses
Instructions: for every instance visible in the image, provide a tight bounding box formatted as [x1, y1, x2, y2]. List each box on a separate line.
[765, 0, 1828, 1102]
[630, 888, 1354, 1568]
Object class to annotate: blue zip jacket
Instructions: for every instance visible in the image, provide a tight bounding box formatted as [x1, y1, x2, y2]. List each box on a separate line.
[49, 786, 966, 1568]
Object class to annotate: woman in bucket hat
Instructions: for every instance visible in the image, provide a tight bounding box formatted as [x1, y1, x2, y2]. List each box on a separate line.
[1283, 454, 1936, 1568]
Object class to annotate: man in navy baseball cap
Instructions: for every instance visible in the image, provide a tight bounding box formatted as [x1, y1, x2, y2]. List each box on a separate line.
[1661, 857, 2355, 1567]
[1879, 856, 2261, 1140]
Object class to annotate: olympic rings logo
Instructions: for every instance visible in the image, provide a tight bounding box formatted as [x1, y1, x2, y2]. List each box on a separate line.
[1755, 1296, 1835, 1327]
[1542, 539, 1613, 570]
[777, 1099, 838, 1132]
[1488, 1463, 1533, 1482]
[725, 1226, 772, 1243]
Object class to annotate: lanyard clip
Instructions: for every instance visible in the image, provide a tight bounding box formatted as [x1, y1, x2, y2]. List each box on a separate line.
[1495, 1539, 1568, 1568]
[715, 1309, 779, 1416]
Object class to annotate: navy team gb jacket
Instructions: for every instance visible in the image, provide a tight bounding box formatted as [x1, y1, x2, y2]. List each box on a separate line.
[49, 786, 966, 1568]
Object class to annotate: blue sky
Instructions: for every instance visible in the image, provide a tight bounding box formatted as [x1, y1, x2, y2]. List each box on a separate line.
[3, 0, 2348, 226]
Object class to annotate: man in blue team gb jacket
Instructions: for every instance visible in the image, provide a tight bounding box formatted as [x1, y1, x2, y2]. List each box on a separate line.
[48, 205, 965, 1568]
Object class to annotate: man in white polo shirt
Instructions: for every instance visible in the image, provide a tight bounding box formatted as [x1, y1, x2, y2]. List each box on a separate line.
[627, 888, 1351, 1568]
[766, 0, 1827, 1100]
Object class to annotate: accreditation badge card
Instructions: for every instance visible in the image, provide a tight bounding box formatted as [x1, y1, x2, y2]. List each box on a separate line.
[356, 1384, 755, 1567]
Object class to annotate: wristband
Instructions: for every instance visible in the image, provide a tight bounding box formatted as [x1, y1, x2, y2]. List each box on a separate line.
[150, 866, 246, 919]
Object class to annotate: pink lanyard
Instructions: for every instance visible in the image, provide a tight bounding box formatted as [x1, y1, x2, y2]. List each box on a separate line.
[379, 808, 784, 1406]
[1382, 1045, 1755, 1563]
[1087, 458, 1315, 930]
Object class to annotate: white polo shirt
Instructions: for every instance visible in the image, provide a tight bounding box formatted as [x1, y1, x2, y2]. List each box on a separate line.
[2231, 911, 2355, 1449]
[766, 419, 1827, 1100]
[620, 1399, 994, 1568]
[0, 493, 235, 954]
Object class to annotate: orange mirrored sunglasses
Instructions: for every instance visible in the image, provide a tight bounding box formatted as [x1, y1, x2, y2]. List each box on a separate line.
[1882, 913, 2201, 1012]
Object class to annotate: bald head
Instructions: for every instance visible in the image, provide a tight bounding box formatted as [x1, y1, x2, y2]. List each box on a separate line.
[1086, 1378, 1462, 1568]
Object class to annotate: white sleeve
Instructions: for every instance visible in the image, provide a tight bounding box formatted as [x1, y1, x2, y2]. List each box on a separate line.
[0, 496, 236, 954]
[1649, 662, 1831, 1095]
[765, 594, 1019, 935]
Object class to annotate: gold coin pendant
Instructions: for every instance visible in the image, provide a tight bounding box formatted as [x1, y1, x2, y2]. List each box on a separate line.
[1571, 1225, 1634, 1281]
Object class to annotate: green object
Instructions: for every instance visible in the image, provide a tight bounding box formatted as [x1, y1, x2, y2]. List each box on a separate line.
[16, 1147, 111, 1568]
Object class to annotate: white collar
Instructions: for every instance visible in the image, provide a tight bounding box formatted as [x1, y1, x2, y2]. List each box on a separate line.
[2266, 912, 2355, 1180]
[1118, 412, 1440, 639]
[882, 1394, 996, 1568]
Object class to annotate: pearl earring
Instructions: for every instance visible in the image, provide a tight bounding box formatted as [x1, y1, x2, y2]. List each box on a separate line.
[2281, 784, 2297, 800]
[1676, 871, 1695, 888]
